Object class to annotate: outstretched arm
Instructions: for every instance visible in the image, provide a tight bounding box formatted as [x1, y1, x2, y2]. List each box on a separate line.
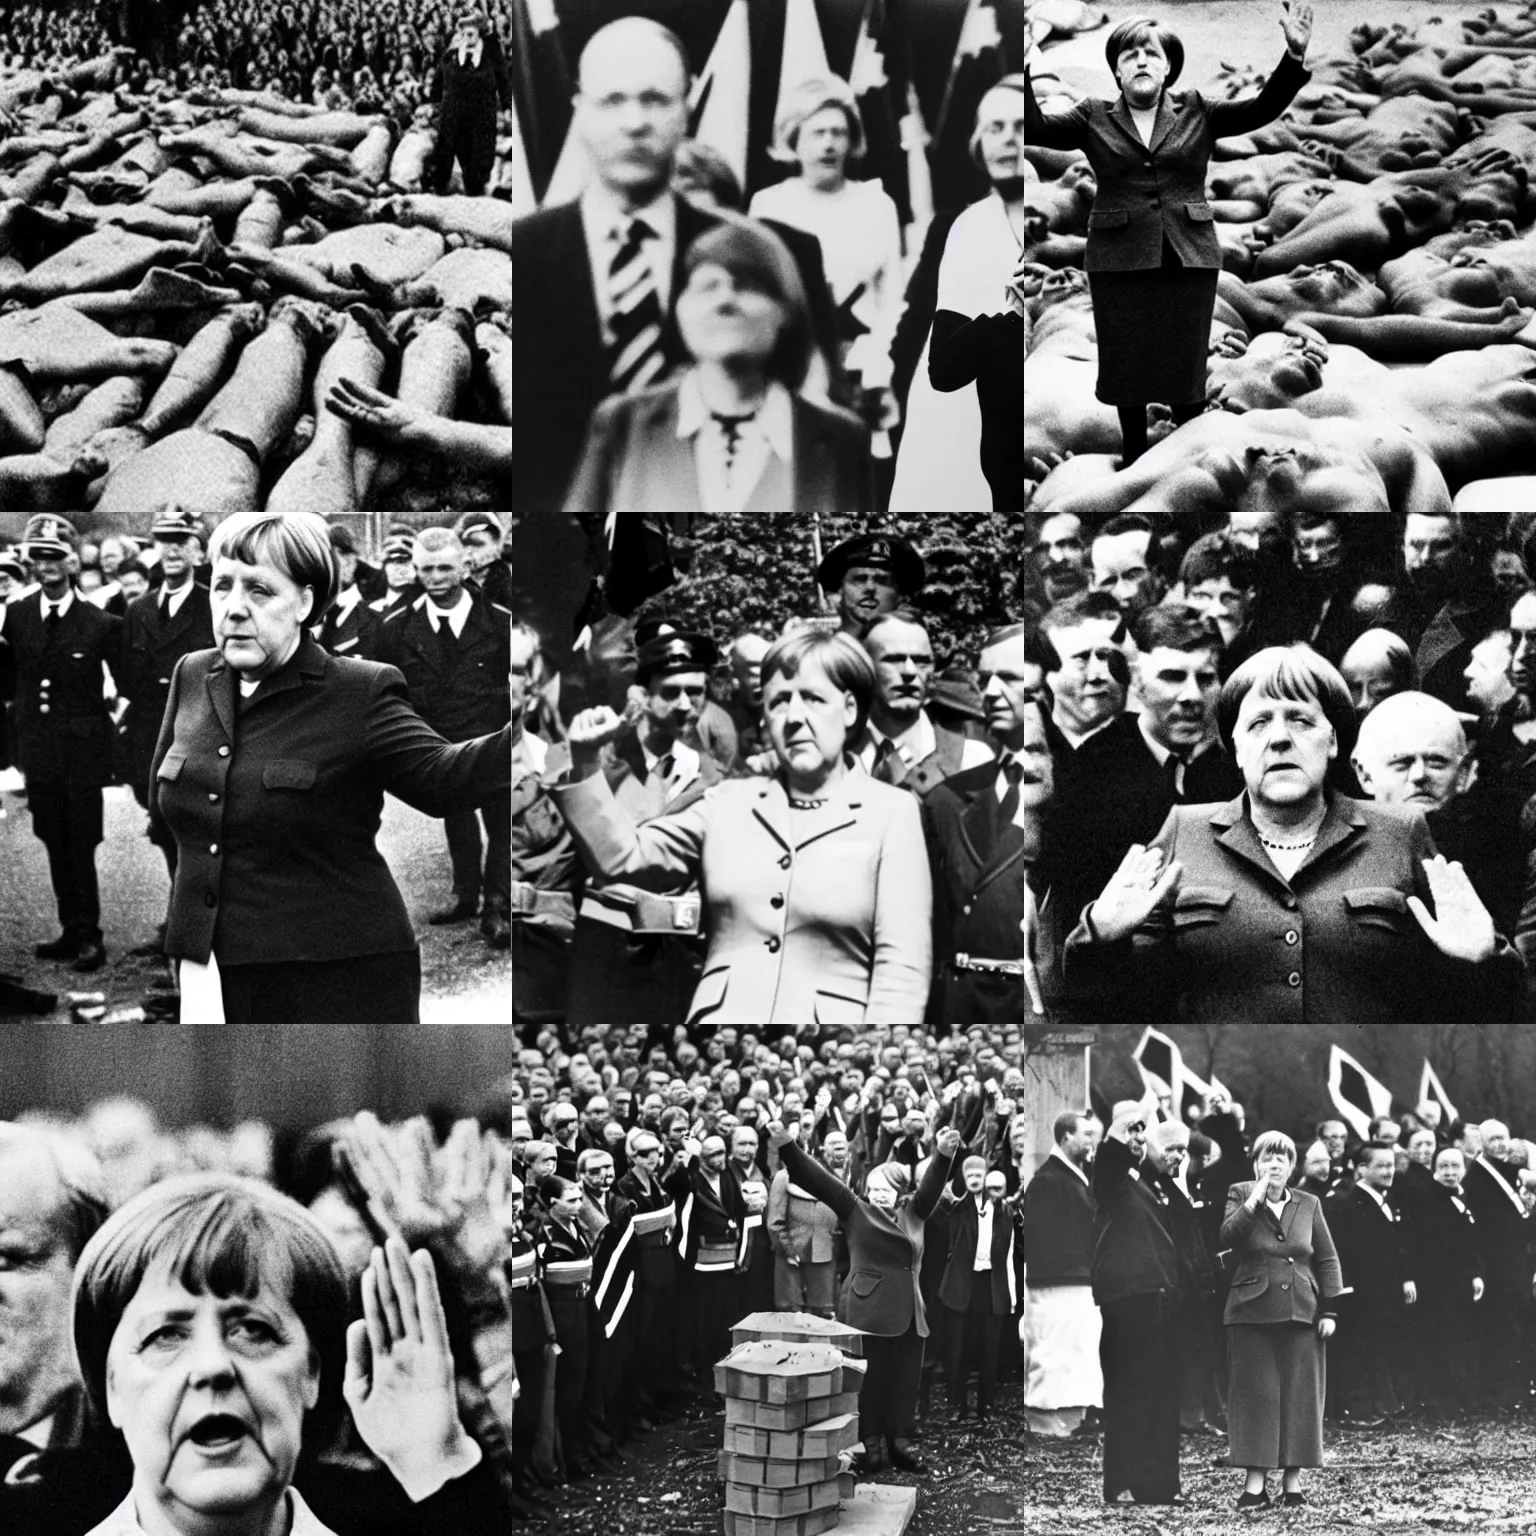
[1206, 5, 1313, 141]
[1024, 67, 1092, 154]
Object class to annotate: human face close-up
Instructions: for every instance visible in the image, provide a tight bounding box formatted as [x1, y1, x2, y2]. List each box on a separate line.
[1045, 617, 1124, 735]
[1341, 643, 1404, 721]
[676, 263, 785, 371]
[1464, 631, 1516, 714]
[1402, 513, 1459, 587]
[763, 655, 857, 786]
[155, 535, 196, 587]
[29, 552, 70, 598]
[1354, 711, 1467, 811]
[839, 565, 900, 629]
[1137, 644, 1221, 754]
[976, 83, 1025, 185]
[865, 618, 934, 726]
[795, 104, 851, 189]
[210, 555, 314, 682]
[105, 1263, 318, 1531]
[1091, 530, 1162, 618]
[1508, 594, 1536, 698]
[1031, 513, 1087, 602]
[977, 636, 1037, 752]
[576, 28, 688, 201]
[1433, 1149, 1465, 1190]
[1408, 1130, 1436, 1168]
[1359, 1150, 1395, 1191]
[1114, 33, 1169, 106]
[642, 670, 707, 745]
[1292, 518, 1343, 575]
[1185, 576, 1253, 647]
[414, 543, 468, 605]
[1303, 1144, 1330, 1180]
[1232, 685, 1337, 811]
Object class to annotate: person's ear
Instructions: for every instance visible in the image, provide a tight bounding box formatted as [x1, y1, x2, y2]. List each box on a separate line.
[843, 691, 858, 732]
[1351, 752, 1371, 795]
[298, 586, 314, 625]
[1326, 723, 1338, 762]
[105, 1357, 124, 1430]
[303, 1343, 321, 1412]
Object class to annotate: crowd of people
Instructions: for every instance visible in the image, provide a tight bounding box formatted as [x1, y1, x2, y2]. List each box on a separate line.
[0, 509, 513, 1022]
[0, 1092, 523, 1533]
[1024, 6, 1536, 514]
[514, 15, 1025, 514]
[500, 1026, 1536, 1518]
[512, 527, 1029, 1028]
[0, 17, 510, 514]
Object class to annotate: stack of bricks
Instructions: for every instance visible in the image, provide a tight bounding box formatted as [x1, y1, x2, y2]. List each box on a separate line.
[715, 1312, 866, 1536]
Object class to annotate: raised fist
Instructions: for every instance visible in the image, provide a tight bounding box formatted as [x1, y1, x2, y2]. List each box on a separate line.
[935, 1127, 963, 1158]
[567, 705, 628, 752]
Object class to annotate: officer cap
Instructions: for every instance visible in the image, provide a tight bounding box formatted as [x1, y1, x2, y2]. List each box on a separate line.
[455, 511, 505, 542]
[381, 532, 416, 562]
[634, 623, 718, 686]
[0, 550, 23, 581]
[150, 506, 202, 540]
[327, 522, 360, 555]
[816, 532, 924, 596]
[20, 515, 77, 559]
[927, 667, 988, 724]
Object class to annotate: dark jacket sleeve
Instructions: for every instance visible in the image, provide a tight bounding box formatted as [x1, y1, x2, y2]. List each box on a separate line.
[930, 310, 1023, 392]
[1092, 1130, 1137, 1210]
[301, 1455, 509, 1536]
[1023, 66, 1092, 153]
[361, 667, 511, 817]
[912, 1146, 958, 1223]
[1203, 51, 1311, 139]
[1308, 1197, 1346, 1307]
[561, 395, 627, 515]
[146, 647, 190, 847]
[779, 1139, 858, 1223]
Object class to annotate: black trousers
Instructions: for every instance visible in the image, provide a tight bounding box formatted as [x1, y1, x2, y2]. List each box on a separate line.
[1336, 1297, 1401, 1418]
[1100, 1291, 1182, 1502]
[1423, 1294, 1477, 1412]
[944, 1286, 1003, 1412]
[217, 947, 421, 1023]
[1177, 1299, 1213, 1429]
[861, 1324, 926, 1442]
[546, 1290, 590, 1469]
[513, 921, 571, 1024]
[1477, 1286, 1528, 1408]
[434, 107, 495, 195]
[443, 794, 511, 909]
[26, 781, 103, 939]
[581, 1299, 616, 1452]
[510, 1344, 547, 1478]
[680, 1266, 736, 1380]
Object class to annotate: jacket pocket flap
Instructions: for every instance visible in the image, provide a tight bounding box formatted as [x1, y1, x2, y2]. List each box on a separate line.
[262, 760, 317, 790]
[1185, 202, 1215, 221]
[850, 1270, 883, 1298]
[1088, 208, 1130, 228]
[1231, 1273, 1266, 1287]
[156, 751, 186, 781]
[1175, 886, 1234, 910]
[1343, 887, 1408, 915]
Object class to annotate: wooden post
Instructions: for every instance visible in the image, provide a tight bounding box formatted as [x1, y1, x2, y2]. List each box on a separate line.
[1016, 1031, 1095, 1180]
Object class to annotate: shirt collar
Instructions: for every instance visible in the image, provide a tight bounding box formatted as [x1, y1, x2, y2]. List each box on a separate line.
[519, 731, 549, 773]
[424, 587, 473, 633]
[582, 181, 677, 253]
[1136, 713, 1214, 768]
[332, 583, 362, 620]
[41, 589, 74, 619]
[160, 579, 193, 616]
[1053, 710, 1115, 752]
[674, 371, 795, 461]
[1358, 1181, 1390, 1212]
[867, 710, 936, 765]
[16, 1411, 54, 1450]
[1048, 1144, 1089, 1185]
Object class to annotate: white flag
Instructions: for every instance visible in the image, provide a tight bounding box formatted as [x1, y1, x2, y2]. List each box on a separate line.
[1328, 1045, 1393, 1141]
[1419, 1060, 1458, 1124]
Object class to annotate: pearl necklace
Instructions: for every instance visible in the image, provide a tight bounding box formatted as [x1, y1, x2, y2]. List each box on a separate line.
[1257, 831, 1319, 852]
[787, 796, 828, 810]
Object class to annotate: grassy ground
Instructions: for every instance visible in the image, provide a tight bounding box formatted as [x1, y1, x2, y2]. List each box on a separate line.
[515, 1375, 1536, 1536]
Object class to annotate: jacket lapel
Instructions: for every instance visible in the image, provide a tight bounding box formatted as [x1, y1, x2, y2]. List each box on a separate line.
[1106, 94, 1141, 148]
[557, 203, 608, 393]
[204, 656, 235, 746]
[748, 779, 794, 858]
[645, 387, 707, 511]
[1293, 794, 1366, 878]
[1147, 91, 1178, 154]
[1210, 795, 1283, 886]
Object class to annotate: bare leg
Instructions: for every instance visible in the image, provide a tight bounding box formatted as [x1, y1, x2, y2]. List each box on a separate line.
[363, 307, 473, 500]
[138, 302, 265, 436]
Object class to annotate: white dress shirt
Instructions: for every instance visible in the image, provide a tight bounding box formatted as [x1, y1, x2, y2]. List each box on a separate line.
[423, 587, 473, 639]
[675, 370, 794, 514]
[159, 579, 194, 618]
[86, 1488, 338, 1535]
[1357, 1182, 1395, 1221]
[858, 710, 995, 777]
[580, 183, 678, 336]
[973, 1195, 994, 1270]
[40, 589, 75, 622]
[641, 737, 701, 802]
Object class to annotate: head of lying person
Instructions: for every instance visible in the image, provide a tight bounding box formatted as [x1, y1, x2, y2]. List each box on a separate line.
[71, 1175, 350, 1536]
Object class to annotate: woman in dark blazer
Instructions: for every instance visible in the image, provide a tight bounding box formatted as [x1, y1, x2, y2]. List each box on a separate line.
[148, 511, 512, 1024]
[1023, 4, 1313, 464]
[766, 1119, 960, 1474]
[562, 218, 873, 513]
[1065, 644, 1524, 1022]
[1221, 1132, 1345, 1509]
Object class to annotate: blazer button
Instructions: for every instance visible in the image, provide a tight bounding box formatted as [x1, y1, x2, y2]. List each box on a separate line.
[1281, 1282, 1290, 1290]
[1288, 1257, 1294, 1264]
[38, 704, 49, 714]
[218, 745, 230, 757]
[39, 678, 49, 687]
[1287, 971, 1301, 987]
[1285, 930, 1298, 945]
[209, 844, 219, 856]
[779, 855, 791, 870]
[209, 792, 219, 802]
[765, 936, 781, 953]
[771, 895, 784, 909]
[1283, 894, 1297, 910]
[204, 892, 217, 908]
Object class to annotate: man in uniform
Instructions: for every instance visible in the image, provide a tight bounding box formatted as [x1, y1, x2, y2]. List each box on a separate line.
[368, 526, 424, 617]
[114, 507, 214, 951]
[0, 517, 124, 973]
[668, 1131, 745, 1393]
[923, 623, 1038, 1024]
[817, 532, 925, 639]
[313, 523, 382, 661]
[377, 526, 512, 947]
[615, 1130, 683, 1430]
[512, 621, 576, 1024]
[458, 511, 514, 610]
[856, 610, 996, 795]
[562, 626, 725, 1024]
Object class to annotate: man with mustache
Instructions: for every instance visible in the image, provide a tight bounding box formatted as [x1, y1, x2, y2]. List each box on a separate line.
[1028, 513, 1090, 607]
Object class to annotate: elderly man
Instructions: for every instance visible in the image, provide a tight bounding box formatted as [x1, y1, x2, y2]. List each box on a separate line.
[1019, 1109, 1102, 1436]
[1091, 516, 1167, 621]
[1339, 629, 1416, 722]
[723, 632, 770, 771]
[1093, 1100, 1185, 1506]
[1461, 1119, 1534, 1411]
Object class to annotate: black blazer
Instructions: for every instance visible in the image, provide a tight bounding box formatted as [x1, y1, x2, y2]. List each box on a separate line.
[937, 1195, 1016, 1314]
[1019, 1152, 1095, 1286]
[148, 633, 511, 965]
[561, 379, 873, 514]
[1461, 1157, 1533, 1293]
[511, 195, 842, 510]
[929, 308, 1024, 512]
[313, 591, 382, 663]
[375, 590, 512, 742]
[1327, 1184, 1414, 1307]
[1091, 1133, 1180, 1307]
[1024, 52, 1310, 272]
[1416, 1181, 1485, 1303]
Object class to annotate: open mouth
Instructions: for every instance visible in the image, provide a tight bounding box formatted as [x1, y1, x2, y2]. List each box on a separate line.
[187, 1414, 249, 1452]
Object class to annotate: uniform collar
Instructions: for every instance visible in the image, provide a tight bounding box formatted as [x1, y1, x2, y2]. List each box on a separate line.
[40, 588, 74, 619]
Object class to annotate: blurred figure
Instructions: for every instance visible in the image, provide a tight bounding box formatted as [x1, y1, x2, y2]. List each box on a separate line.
[1340, 630, 1416, 721]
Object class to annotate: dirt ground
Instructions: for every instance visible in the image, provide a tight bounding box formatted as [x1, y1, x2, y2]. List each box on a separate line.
[518, 1377, 1536, 1536]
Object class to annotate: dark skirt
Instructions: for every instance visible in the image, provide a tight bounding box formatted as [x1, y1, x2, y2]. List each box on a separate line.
[1089, 241, 1219, 407]
[1227, 1322, 1326, 1469]
[218, 947, 421, 1023]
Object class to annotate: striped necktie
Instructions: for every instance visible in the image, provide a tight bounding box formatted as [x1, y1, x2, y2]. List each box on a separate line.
[607, 216, 666, 395]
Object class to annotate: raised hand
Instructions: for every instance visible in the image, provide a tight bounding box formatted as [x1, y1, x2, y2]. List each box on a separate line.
[1087, 844, 1183, 944]
[343, 1238, 482, 1501]
[567, 704, 628, 752]
[1407, 855, 1497, 963]
[935, 1127, 963, 1159]
[1281, 0, 1313, 60]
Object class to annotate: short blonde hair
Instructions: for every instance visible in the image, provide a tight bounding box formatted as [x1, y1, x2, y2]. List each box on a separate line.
[208, 512, 340, 625]
[761, 629, 877, 741]
[1251, 1130, 1297, 1164]
[771, 75, 865, 165]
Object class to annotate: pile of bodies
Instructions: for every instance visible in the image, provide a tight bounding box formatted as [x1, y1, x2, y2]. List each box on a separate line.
[1024, 5, 1536, 515]
[0, 47, 511, 512]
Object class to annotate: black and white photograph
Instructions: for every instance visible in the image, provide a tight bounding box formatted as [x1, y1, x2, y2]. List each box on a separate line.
[511, 0, 1026, 514]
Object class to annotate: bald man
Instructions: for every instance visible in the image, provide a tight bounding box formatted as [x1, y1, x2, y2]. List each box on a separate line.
[722, 633, 769, 770]
[1340, 630, 1416, 722]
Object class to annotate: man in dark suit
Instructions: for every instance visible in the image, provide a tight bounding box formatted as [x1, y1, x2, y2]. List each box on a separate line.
[669, 1133, 745, 1390]
[1328, 1142, 1417, 1424]
[0, 516, 123, 973]
[1461, 1118, 1533, 1411]
[377, 527, 512, 947]
[938, 1156, 1017, 1421]
[115, 508, 214, 914]
[1417, 1145, 1486, 1417]
[923, 623, 1037, 1024]
[513, 16, 837, 510]
[315, 523, 382, 662]
[727, 1126, 774, 1319]
[1093, 1099, 1184, 1505]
